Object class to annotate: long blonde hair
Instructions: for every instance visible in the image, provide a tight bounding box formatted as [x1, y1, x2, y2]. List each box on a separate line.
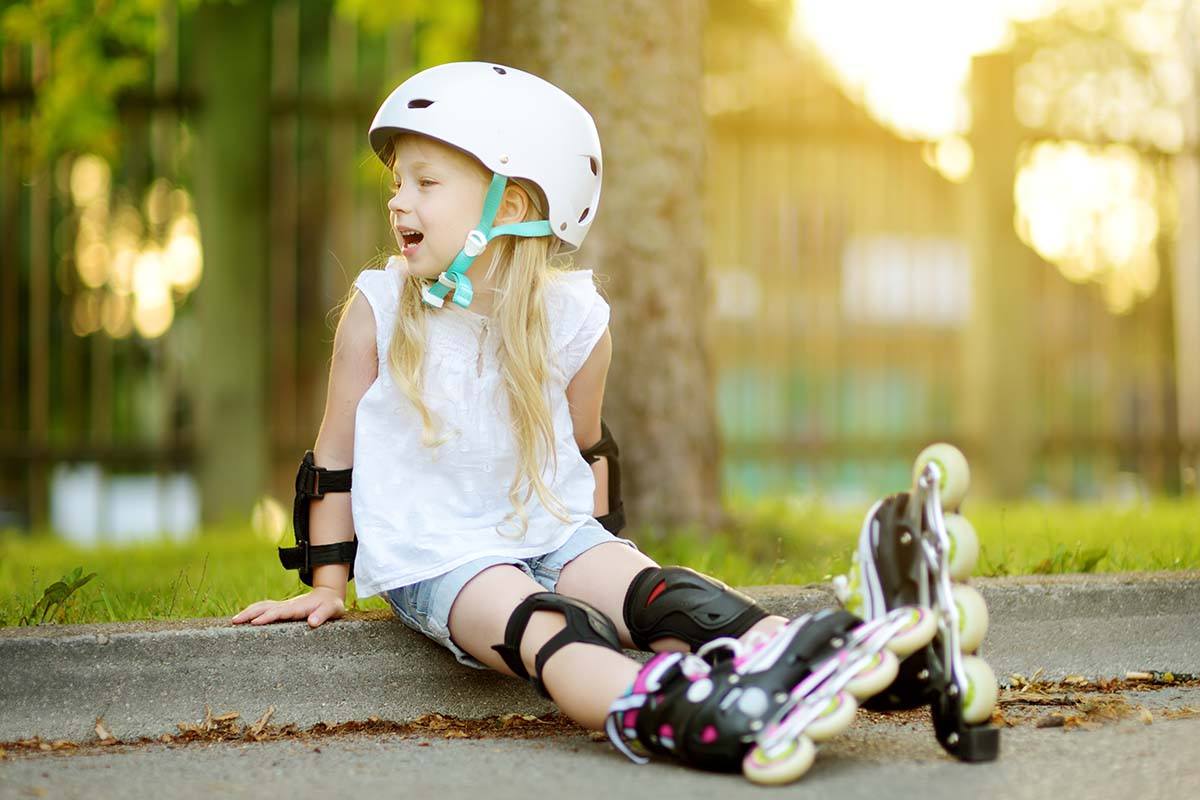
[382, 176, 570, 538]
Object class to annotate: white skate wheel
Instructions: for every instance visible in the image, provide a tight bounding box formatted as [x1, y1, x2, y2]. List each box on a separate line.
[743, 735, 816, 786]
[944, 514, 980, 581]
[805, 691, 858, 742]
[952, 584, 989, 653]
[913, 443, 970, 509]
[960, 655, 998, 725]
[845, 648, 899, 700]
[885, 606, 938, 657]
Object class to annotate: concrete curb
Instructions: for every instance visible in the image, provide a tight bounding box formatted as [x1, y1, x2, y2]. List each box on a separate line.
[3, 572, 1197, 743]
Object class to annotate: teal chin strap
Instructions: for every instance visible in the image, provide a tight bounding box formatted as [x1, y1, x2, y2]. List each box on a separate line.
[421, 172, 554, 309]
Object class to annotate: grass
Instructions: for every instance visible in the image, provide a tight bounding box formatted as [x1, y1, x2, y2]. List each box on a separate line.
[0, 521, 390, 627]
[1, 498, 1197, 627]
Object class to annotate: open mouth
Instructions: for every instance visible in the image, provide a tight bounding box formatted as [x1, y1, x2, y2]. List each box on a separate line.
[398, 229, 424, 255]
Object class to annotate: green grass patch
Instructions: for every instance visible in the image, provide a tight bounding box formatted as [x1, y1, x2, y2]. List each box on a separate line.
[1, 498, 1197, 626]
[643, 497, 1200, 586]
[0, 523, 393, 628]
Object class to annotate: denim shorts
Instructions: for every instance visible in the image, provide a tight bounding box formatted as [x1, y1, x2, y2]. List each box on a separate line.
[382, 523, 636, 669]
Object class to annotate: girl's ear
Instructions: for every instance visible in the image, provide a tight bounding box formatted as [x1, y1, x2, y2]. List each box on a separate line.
[494, 182, 532, 226]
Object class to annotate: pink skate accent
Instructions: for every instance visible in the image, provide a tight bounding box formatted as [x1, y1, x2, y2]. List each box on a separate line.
[633, 653, 675, 692]
[733, 630, 777, 669]
[659, 724, 674, 738]
[700, 725, 718, 744]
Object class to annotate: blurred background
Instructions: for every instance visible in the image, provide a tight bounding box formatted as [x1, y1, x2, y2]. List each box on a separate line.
[1, 0, 1198, 552]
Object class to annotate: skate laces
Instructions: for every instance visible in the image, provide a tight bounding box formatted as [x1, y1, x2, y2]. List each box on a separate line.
[731, 614, 819, 673]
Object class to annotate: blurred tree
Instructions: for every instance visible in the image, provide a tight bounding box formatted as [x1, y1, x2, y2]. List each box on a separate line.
[479, 1, 723, 530]
[189, 0, 272, 524]
[0, 0, 159, 167]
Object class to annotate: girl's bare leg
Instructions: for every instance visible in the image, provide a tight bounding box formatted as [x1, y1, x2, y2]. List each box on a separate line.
[555, 542, 789, 649]
[447, 564, 640, 730]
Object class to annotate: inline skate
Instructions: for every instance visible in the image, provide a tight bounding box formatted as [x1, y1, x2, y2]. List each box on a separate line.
[833, 443, 1000, 762]
[606, 604, 937, 785]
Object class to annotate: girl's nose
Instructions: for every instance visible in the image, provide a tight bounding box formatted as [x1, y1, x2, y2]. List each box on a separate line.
[387, 183, 412, 214]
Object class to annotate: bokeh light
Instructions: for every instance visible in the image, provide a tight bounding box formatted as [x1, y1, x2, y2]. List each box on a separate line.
[164, 214, 204, 293]
[250, 495, 288, 544]
[790, 0, 1025, 142]
[1015, 141, 1160, 313]
[792, 0, 1189, 314]
[922, 136, 976, 183]
[69, 154, 110, 208]
[66, 154, 204, 339]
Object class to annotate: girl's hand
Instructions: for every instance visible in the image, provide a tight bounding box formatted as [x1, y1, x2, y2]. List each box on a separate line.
[230, 587, 346, 628]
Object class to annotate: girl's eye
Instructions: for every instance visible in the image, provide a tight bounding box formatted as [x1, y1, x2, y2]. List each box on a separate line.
[418, 178, 437, 188]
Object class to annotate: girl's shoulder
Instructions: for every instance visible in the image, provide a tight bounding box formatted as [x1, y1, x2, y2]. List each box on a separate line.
[354, 260, 404, 321]
[543, 269, 610, 377]
[352, 261, 405, 358]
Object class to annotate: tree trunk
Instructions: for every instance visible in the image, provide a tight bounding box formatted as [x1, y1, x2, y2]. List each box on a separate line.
[479, 1, 724, 530]
[1173, 0, 1200, 491]
[190, 2, 272, 524]
[962, 53, 1037, 498]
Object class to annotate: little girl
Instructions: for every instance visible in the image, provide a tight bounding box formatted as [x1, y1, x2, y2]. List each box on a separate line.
[232, 62, 935, 785]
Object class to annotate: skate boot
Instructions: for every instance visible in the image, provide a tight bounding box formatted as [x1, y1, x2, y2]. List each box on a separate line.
[833, 443, 1000, 762]
[605, 604, 936, 785]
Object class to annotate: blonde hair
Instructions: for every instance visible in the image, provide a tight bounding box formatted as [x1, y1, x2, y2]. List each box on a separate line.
[379, 148, 570, 538]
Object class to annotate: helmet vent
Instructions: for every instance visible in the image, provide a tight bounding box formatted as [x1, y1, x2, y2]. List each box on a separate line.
[578, 207, 590, 223]
[493, 66, 507, 75]
[588, 157, 598, 176]
[407, 98, 435, 109]
[560, 222, 568, 232]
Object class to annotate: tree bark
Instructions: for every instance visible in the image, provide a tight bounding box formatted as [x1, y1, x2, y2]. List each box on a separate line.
[963, 54, 1037, 498]
[479, 1, 723, 530]
[190, 2, 272, 524]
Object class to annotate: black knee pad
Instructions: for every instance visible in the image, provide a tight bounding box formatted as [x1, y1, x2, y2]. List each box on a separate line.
[492, 593, 623, 698]
[623, 566, 769, 651]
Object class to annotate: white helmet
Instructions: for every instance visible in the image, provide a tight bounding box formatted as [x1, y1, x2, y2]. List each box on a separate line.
[369, 62, 602, 253]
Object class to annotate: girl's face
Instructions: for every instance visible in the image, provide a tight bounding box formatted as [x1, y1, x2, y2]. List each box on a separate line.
[387, 135, 490, 279]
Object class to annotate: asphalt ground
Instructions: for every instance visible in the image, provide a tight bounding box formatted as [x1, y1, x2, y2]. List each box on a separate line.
[3, 683, 1198, 800]
[2, 572, 1197, 743]
[1, 572, 1198, 799]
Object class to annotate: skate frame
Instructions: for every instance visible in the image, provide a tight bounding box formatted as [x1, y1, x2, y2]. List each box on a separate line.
[905, 462, 1000, 761]
[906, 462, 970, 706]
[753, 608, 918, 758]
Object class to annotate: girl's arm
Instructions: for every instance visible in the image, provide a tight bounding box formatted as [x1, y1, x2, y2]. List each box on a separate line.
[232, 290, 377, 627]
[308, 290, 379, 598]
[565, 327, 613, 516]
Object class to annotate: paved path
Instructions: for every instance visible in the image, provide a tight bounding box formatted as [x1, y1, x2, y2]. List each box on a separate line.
[4, 685, 1198, 800]
[3, 573, 1198, 743]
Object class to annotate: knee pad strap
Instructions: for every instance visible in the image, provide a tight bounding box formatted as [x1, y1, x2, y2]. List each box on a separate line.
[493, 593, 623, 698]
[623, 566, 769, 651]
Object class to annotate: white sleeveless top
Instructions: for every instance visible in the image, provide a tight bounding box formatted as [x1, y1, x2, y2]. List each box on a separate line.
[349, 263, 612, 598]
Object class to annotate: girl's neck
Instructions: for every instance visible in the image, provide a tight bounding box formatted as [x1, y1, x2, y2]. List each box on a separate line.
[453, 287, 494, 319]
[454, 239, 504, 318]
[455, 267, 495, 318]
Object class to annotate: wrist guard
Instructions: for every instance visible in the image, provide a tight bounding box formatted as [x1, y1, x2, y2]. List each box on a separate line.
[582, 419, 625, 534]
[277, 450, 357, 586]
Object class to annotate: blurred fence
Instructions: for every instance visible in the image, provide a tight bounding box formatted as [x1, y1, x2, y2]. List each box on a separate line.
[0, 2, 407, 531]
[2, 2, 1197, 533]
[705, 31, 1196, 503]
